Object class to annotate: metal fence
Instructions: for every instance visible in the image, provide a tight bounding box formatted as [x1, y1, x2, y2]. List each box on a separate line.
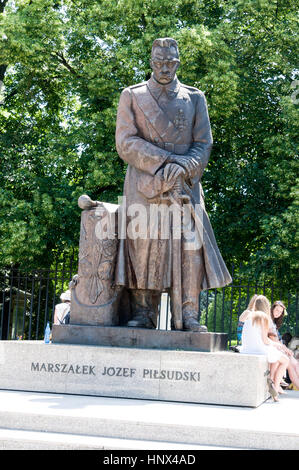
[0, 256, 77, 342]
[1, 260, 298, 345]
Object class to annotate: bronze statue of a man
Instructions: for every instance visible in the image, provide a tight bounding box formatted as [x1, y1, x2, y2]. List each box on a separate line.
[115, 38, 232, 331]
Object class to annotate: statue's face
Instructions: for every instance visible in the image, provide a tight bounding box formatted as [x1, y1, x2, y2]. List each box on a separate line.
[150, 46, 180, 84]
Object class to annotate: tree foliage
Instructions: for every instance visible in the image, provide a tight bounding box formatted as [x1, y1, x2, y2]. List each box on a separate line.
[0, 0, 298, 286]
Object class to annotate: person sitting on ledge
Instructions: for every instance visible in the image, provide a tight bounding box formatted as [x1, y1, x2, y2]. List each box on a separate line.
[240, 308, 289, 402]
[53, 290, 71, 325]
[270, 300, 299, 391]
[230, 294, 262, 352]
[237, 294, 258, 343]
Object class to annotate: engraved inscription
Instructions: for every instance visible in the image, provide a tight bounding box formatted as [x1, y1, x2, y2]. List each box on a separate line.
[30, 362, 200, 382]
[31, 363, 96, 375]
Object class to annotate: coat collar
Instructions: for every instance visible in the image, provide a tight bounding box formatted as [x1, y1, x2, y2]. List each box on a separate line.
[147, 74, 181, 101]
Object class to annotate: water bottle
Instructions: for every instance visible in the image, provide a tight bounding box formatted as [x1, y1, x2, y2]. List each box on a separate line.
[44, 322, 51, 344]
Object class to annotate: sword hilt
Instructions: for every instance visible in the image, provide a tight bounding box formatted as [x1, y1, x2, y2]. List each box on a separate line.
[172, 175, 182, 194]
[172, 175, 190, 204]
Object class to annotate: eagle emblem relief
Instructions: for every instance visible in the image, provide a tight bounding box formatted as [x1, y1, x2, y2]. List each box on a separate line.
[173, 108, 188, 131]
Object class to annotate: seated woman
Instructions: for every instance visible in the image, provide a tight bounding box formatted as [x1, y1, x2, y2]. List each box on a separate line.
[237, 294, 271, 345]
[270, 300, 299, 391]
[237, 294, 258, 343]
[240, 309, 289, 401]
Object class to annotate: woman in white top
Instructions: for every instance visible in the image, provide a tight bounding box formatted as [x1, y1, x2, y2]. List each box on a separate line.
[240, 309, 289, 401]
[53, 290, 71, 325]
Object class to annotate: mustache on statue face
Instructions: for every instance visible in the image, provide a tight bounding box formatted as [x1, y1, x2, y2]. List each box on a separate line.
[159, 73, 171, 79]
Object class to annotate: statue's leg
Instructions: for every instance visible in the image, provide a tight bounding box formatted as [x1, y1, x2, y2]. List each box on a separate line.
[181, 247, 207, 332]
[127, 289, 161, 329]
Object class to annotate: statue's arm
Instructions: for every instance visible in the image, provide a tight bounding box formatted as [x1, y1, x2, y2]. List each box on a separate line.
[115, 87, 170, 175]
[167, 91, 213, 181]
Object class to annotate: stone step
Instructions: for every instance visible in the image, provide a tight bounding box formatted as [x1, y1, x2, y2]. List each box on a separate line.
[0, 428, 238, 450]
[0, 390, 298, 450]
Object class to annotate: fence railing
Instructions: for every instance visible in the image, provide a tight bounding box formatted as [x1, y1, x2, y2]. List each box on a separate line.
[1, 262, 298, 345]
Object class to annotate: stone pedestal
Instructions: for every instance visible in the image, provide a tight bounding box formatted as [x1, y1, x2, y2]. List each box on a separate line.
[0, 341, 270, 407]
[52, 325, 227, 352]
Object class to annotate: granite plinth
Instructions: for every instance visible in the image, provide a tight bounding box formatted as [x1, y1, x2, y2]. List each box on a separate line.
[0, 341, 269, 407]
[52, 324, 227, 352]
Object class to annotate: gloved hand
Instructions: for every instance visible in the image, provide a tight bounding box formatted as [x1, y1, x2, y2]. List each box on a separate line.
[162, 163, 185, 191]
[166, 154, 199, 179]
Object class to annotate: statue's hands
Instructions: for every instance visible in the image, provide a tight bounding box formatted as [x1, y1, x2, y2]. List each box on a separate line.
[163, 163, 185, 190]
[167, 154, 199, 178]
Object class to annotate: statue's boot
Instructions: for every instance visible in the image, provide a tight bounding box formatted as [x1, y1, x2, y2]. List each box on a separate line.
[127, 289, 160, 329]
[181, 247, 207, 332]
[183, 310, 207, 332]
[170, 293, 207, 332]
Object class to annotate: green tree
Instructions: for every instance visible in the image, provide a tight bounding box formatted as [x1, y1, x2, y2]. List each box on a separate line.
[0, 0, 297, 288]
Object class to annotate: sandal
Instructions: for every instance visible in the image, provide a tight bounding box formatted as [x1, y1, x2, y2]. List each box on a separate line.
[280, 379, 289, 388]
[267, 377, 279, 402]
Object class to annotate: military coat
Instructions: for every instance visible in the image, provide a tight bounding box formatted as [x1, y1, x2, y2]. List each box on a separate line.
[115, 74, 232, 291]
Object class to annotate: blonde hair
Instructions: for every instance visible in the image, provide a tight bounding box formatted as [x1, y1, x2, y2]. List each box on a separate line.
[253, 295, 271, 317]
[247, 294, 258, 311]
[252, 310, 270, 331]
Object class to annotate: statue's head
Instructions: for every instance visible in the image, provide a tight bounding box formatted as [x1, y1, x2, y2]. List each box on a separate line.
[150, 38, 180, 85]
